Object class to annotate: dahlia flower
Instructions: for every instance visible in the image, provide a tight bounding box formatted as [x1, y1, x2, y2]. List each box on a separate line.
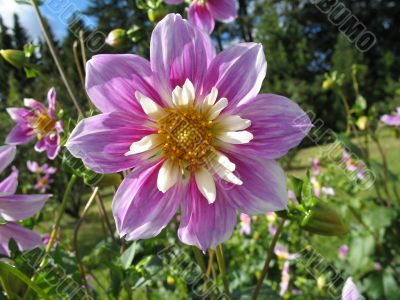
[164, 0, 236, 33]
[0, 145, 50, 257]
[6, 88, 64, 160]
[380, 107, 400, 127]
[66, 14, 311, 250]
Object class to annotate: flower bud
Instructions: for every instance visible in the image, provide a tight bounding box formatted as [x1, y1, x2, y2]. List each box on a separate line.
[166, 276, 175, 285]
[105, 29, 128, 48]
[356, 116, 368, 130]
[322, 78, 333, 91]
[148, 8, 168, 23]
[0, 49, 27, 68]
[301, 201, 347, 236]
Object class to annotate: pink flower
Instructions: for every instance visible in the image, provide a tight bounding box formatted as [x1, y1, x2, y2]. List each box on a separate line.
[338, 244, 349, 260]
[274, 245, 297, 261]
[27, 161, 56, 175]
[322, 186, 335, 196]
[342, 277, 362, 300]
[279, 261, 290, 296]
[6, 88, 64, 160]
[310, 157, 321, 175]
[239, 213, 251, 235]
[165, 0, 237, 33]
[380, 107, 400, 127]
[34, 174, 53, 193]
[342, 150, 367, 180]
[66, 14, 311, 250]
[0, 145, 50, 257]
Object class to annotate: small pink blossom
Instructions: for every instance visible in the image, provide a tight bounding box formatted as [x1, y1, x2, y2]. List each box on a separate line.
[239, 213, 251, 235]
[164, 0, 237, 33]
[322, 186, 335, 196]
[6, 88, 64, 160]
[34, 174, 53, 193]
[310, 157, 321, 175]
[27, 161, 56, 175]
[274, 245, 297, 260]
[380, 107, 400, 127]
[342, 277, 362, 300]
[338, 244, 349, 260]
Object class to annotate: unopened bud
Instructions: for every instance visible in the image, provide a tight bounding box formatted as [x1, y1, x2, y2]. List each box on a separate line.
[148, 8, 168, 23]
[0, 49, 27, 68]
[322, 78, 333, 91]
[301, 201, 347, 236]
[105, 29, 128, 48]
[356, 116, 368, 131]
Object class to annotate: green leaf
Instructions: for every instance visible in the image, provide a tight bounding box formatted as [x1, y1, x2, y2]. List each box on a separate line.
[120, 242, 138, 270]
[289, 176, 303, 203]
[363, 206, 396, 232]
[348, 234, 374, 271]
[0, 261, 49, 300]
[383, 269, 400, 300]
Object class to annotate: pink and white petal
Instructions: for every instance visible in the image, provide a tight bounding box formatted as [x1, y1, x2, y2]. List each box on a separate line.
[5, 124, 35, 145]
[6, 108, 33, 122]
[112, 161, 181, 240]
[381, 114, 400, 126]
[27, 161, 39, 173]
[24, 98, 46, 113]
[86, 54, 162, 113]
[188, 3, 215, 34]
[0, 167, 18, 194]
[178, 176, 237, 251]
[207, 0, 237, 22]
[47, 87, 57, 119]
[232, 94, 312, 159]
[0, 194, 50, 222]
[34, 139, 46, 152]
[219, 154, 288, 215]
[0, 223, 42, 257]
[164, 0, 184, 4]
[66, 112, 154, 174]
[342, 278, 362, 300]
[44, 135, 61, 160]
[203, 43, 266, 109]
[0, 145, 16, 174]
[150, 14, 215, 102]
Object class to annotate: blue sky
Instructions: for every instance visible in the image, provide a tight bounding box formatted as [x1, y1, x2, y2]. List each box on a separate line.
[0, 0, 93, 42]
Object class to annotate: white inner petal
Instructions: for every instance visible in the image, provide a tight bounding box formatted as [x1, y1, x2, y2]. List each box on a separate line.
[125, 134, 162, 156]
[136, 92, 165, 120]
[216, 115, 251, 131]
[201, 87, 218, 112]
[217, 131, 254, 144]
[157, 159, 179, 193]
[209, 98, 228, 120]
[195, 167, 217, 204]
[214, 166, 243, 186]
[172, 79, 195, 107]
[211, 151, 236, 172]
[181, 79, 195, 106]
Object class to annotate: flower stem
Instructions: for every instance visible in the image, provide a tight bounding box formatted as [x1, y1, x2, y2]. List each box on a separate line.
[192, 247, 207, 274]
[252, 218, 284, 300]
[215, 245, 231, 299]
[73, 187, 99, 299]
[95, 193, 116, 243]
[30, 0, 84, 117]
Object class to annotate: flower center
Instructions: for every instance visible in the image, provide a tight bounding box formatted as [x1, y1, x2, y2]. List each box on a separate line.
[30, 112, 56, 137]
[157, 107, 215, 168]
